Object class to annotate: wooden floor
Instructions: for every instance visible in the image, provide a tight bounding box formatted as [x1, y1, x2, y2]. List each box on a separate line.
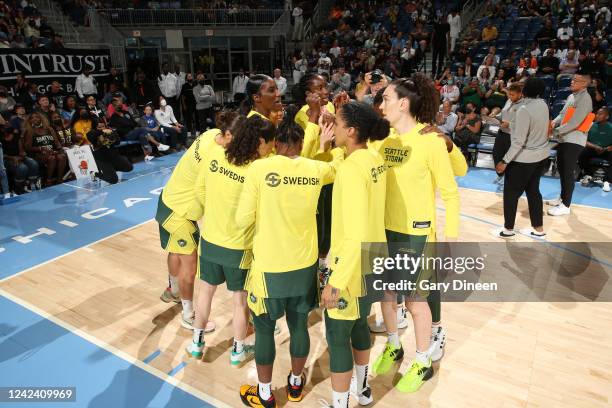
[1, 188, 611, 407]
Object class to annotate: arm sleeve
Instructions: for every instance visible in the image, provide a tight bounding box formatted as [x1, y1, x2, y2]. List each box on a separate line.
[429, 138, 460, 238]
[300, 122, 321, 158]
[556, 94, 593, 135]
[317, 157, 340, 185]
[503, 107, 530, 163]
[235, 165, 258, 230]
[328, 164, 367, 292]
[448, 143, 468, 176]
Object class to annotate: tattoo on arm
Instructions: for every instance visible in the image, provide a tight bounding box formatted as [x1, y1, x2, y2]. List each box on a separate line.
[331, 288, 338, 296]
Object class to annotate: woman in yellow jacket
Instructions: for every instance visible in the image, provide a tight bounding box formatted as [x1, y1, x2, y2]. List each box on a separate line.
[373, 74, 460, 393]
[320, 101, 389, 408]
[240, 74, 282, 122]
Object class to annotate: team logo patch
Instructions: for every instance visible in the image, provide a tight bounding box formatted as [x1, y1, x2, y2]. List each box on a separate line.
[209, 159, 219, 172]
[249, 293, 257, 303]
[265, 172, 281, 187]
[337, 298, 348, 310]
[177, 239, 187, 247]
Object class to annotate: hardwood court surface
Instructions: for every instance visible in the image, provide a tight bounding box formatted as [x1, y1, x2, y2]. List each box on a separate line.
[1, 188, 611, 407]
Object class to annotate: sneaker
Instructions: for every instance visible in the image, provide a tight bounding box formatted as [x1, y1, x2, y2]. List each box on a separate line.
[545, 197, 561, 206]
[372, 343, 404, 375]
[429, 326, 446, 362]
[603, 182, 611, 192]
[239, 385, 277, 408]
[158, 143, 170, 152]
[395, 360, 434, 393]
[580, 175, 592, 186]
[286, 372, 306, 402]
[160, 287, 181, 303]
[369, 317, 387, 333]
[185, 341, 204, 359]
[369, 305, 408, 333]
[181, 314, 216, 333]
[2, 193, 10, 199]
[547, 203, 570, 216]
[491, 228, 516, 239]
[350, 375, 373, 406]
[145, 155, 155, 161]
[231, 344, 255, 367]
[519, 228, 547, 239]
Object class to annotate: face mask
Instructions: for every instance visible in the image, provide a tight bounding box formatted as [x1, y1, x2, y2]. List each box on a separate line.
[53, 118, 62, 125]
[33, 122, 42, 128]
[81, 112, 90, 119]
[198, 80, 205, 85]
[160, 99, 167, 107]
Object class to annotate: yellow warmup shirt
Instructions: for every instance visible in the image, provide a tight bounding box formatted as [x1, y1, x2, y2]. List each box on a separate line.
[448, 143, 468, 177]
[161, 128, 219, 220]
[236, 155, 338, 297]
[327, 148, 387, 320]
[247, 110, 271, 121]
[72, 120, 91, 144]
[295, 102, 335, 159]
[376, 123, 460, 238]
[195, 143, 253, 250]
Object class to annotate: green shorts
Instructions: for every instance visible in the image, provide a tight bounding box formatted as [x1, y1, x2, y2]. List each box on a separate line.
[249, 292, 317, 321]
[155, 195, 199, 255]
[198, 260, 247, 291]
[385, 230, 435, 299]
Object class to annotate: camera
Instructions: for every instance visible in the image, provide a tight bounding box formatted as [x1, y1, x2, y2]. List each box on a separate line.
[370, 69, 383, 84]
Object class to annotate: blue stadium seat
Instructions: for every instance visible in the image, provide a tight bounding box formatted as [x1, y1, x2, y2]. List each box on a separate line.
[551, 102, 565, 118]
[555, 88, 572, 101]
[540, 75, 555, 90]
[558, 76, 572, 88]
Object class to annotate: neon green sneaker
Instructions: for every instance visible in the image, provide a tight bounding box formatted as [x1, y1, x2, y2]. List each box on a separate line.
[185, 341, 204, 359]
[372, 343, 404, 375]
[395, 360, 433, 393]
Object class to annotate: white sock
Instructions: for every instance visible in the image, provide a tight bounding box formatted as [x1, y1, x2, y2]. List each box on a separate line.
[431, 322, 441, 337]
[290, 371, 302, 386]
[415, 349, 430, 366]
[387, 332, 400, 348]
[181, 299, 193, 317]
[233, 339, 244, 354]
[191, 328, 204, 348]
[169, 274, 179, 295]
[332, 390, 349, 408]
[258, 382, 271, 400]
[355, 364, 369, 391]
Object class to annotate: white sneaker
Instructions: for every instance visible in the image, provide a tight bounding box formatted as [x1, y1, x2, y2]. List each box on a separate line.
[158, 143, 170, 152]
[547, 203, 570, 216]
[369, 316, 387, 333]
[519, 228, 547, 239]
[580, 175, 592, 186]
[3, 193, 10, 199]
[350, 375, 374, 406]
[181, 314, 216, 333]
[429, 326, 446, 362]
[369, 305, 408, 333]
[491, 228, 516, 239]
[545, 197, 561, 206]
[603, 182, 611, 192]
[145, 155, 155, 161]
[230, 344, 255, 366]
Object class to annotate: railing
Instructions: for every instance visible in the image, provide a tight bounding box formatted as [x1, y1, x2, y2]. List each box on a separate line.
[96, 8, 284, 26]
[87, 9, 127, 71]
[270, 10, 290, 36]
[36, 0, 80, 42]
[461, 0, 481, 32]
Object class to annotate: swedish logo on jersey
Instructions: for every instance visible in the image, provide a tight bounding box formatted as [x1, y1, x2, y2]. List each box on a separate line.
[265, 172, 281, 187]
[337, 298, 348, 310]
[209, 159, 219, 172]
[178, 239, 187, 247]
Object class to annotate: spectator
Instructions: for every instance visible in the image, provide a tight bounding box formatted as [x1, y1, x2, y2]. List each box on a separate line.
[455, 65, 469, 88]
[9, 104, 26, 136]
[232, 68, 249, 104]
[105, 94, 129, 119]
[493, 82, 524, 180]
[155, 96, 186, 149]
[560, 39, 580, 60]
[70, 107, 94, 145]
[477, 55, 497, 81]
[75, 68, 98, 101]
[317, 51, 332, 76]
[431, 14, 450, 77]
[557, 18, 573, 42]
[528, 41, 541, 58]
[292, 52, 307, 86]
[578, 107, 612, 191]
[181, 73, 197, 136]
[477, 67, 493, 87]
[292, 4, 303, 41]
[481, 21, 498, 41]
[22, 82, 40, 112]
[539, 49, 560, 76]
[590, 79, 606, 112]
[0, 136, 10, 198]
[47, 81, 66, 111]
[517, 53, 538, 76]
[436, 100, 459, 135]
[193, 73, 215, 133]
[10, 34, 27, 48]
[131, 71, 159, 108]
[448, 10, 461, 53]
[102, 83, 127, 107]
[86, 125, 133, 185]
[35, 95, 54, 121]
[559, 50, 580, 76]
[273, 68, 287, 96]
[454, 103, 482, 156]
[158, 63, 180, 117]
[575, 18, 592, 40]
[440, 78, 460, 106]
[484, 80, 508, 114]
[85, 95, 105, 122]
[464, 56, 476, 78]
[108, 98, 156, 155]
[482, 46, 500, 65]
[330, 65, 351, 94]
[50, 111, 76, 149]
[104, 67, 125, 94]
[138, 104, 169, 159]
[14, 73, 30, 103]
[0, 86, 16, 119]
[2, 124, 40, 193]
[462, 77, 486, 110]
[23, 112, 67, 186]
[60, 95, 77, 124]
[537, 19, 556, 42]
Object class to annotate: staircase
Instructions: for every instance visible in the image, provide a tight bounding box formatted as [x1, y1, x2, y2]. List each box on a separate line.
[34, 0, 102, 45]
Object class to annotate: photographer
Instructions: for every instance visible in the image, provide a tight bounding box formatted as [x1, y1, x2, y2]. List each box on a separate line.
[87, 123, 133, 185]
[355, 70, 388, 105]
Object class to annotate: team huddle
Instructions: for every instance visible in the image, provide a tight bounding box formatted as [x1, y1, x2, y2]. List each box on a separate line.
[154, 71, 465, 408]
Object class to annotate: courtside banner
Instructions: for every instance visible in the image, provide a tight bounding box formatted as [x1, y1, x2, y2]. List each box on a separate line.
[0, 48, 111, 95]
[357, 242, 612, 302]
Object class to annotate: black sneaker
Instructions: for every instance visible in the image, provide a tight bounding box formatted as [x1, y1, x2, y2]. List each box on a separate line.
[286, 372, 306, 402]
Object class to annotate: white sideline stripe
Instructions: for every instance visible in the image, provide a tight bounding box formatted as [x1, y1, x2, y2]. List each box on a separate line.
[0, 219, 153, 284]
[0, 288, 232, 408]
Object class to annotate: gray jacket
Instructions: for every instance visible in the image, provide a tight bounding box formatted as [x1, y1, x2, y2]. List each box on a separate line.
[552, 88, 593, 146]
[500, 98, 524, 135]
[193, 84, 215, 110]
[503, 98, 551, 164]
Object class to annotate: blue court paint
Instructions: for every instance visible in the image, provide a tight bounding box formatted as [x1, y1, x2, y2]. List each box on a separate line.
[0, 154, 181, 280]
[167, 362, 187, 377]
[143, 349, 161, 365]
[0, 295, 212, 408]
[458, 167, 612, 210]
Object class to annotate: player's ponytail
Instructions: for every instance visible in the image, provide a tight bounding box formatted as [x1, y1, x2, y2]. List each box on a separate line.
[390, 73, 440, 124]
[338, 101, 390, 143]
[276, 105, 304, 146]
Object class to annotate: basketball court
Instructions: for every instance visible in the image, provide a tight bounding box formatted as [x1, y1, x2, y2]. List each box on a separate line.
[1, 152, 611, 407]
